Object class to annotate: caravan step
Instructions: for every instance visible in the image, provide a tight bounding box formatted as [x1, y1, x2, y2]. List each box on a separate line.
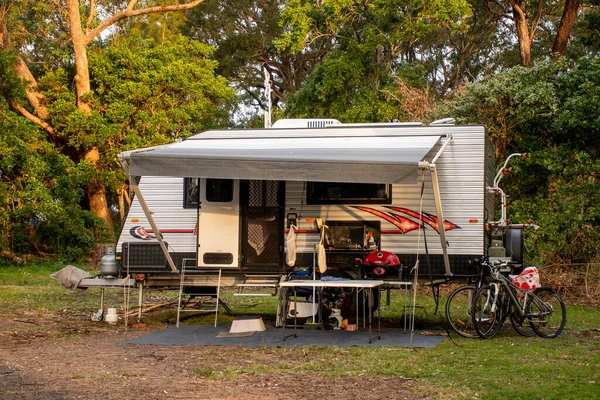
[234, 275, 281, 296]
[236, 283, 278, 288]
[233, 293, 274, 297]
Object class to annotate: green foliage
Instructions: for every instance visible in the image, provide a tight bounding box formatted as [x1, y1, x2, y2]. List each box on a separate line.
[442, 60, 562, 155]
[554, 56, 600, 150]
[286, 49, 398, 122]
[0, 36, 234, 259]
[0, 91, 111, 259]
[87, 36, 235, 192]
[443, 57, 600, 264]
[277, 0, 472, 54]
[510, 148, 600, 265]
[282, 0, 471, 121]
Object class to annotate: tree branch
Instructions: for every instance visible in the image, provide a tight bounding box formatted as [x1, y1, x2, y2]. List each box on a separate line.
[86, 0, 96, 31]
[12, 103, 56, 136]
[1, 19, 50, 120]
[84, 0, 205, 44]
[529, 0, 544, 41]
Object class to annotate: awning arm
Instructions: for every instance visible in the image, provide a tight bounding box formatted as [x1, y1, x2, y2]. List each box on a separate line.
[429, 164, 452, 277]
[419, 135, 453, 277]
[430, 134, 453, 165]
[128, 179, 179, 273]
[119, 157, 178, 273]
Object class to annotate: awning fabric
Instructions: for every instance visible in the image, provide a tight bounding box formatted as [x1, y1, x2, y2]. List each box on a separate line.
[122, 127, 445, 184]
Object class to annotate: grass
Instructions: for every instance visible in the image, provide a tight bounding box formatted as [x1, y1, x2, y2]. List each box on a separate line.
[1, 260, 599, 399]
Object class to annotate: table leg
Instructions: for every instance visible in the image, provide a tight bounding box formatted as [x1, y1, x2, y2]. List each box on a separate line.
[355, 288, 359, 329]
[368, 287, 381, 343]
[283, 287, 298, 341]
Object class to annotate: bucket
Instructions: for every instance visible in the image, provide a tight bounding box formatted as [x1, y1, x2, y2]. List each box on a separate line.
[105, 308, 118, 323]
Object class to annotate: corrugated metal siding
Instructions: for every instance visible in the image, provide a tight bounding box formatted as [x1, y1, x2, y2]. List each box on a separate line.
[118, 125, 489, 264]
[117, 177, 197, 254]
[284, 126, 487, 257]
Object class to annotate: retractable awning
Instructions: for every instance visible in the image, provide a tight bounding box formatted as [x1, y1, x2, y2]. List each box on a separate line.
[121, 127, 445, 184]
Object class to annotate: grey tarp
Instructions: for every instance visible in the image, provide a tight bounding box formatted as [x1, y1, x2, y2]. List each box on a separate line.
[121, 126, 446, 184]
[50, 266, 92, 289]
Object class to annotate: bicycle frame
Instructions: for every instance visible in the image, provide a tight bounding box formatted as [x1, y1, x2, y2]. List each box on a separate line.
[488, 266, 551, 321]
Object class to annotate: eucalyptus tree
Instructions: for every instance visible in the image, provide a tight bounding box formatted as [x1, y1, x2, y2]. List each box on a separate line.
[279, 0, 472, 121]
[182, 0, 333, 111]
[0, 0, 211, 229]
[0, 1, 234, 257]
[483, 0, 597, 67]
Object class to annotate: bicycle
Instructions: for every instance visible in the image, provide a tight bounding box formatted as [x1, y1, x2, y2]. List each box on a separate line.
[445, 262, 486, 338]
[445, 258, 535, 338]
[471, 260, 566, 339]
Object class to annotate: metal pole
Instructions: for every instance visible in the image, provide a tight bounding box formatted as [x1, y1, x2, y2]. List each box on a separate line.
[429, 165, 452, 277]
[129, 179, 178, 273]
[430, 135, 453, 165]
[138, 283, 143, 322]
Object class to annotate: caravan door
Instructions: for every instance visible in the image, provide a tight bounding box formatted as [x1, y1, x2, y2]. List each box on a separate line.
[196, 179, 240, 268]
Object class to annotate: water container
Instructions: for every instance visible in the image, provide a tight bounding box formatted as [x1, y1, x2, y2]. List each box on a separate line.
[105, 308, 118, 323]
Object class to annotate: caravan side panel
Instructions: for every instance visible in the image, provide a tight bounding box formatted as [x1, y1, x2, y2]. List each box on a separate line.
[284, 126, 486, 277]
[117, 176, 197, 273]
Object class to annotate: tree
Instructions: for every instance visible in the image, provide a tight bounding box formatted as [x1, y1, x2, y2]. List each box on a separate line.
[485, 0, 589, 67]
[182, 0, 333, 112]
[0, 0, 206, 229]
[280, 0, 471, 121]
[552, 0, 581, 58]
[441, 58, 600, 264]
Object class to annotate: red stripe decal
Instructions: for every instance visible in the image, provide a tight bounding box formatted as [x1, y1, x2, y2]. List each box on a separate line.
[353, 206, 420, 234]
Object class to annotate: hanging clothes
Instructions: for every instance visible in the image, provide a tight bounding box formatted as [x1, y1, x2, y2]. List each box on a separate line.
[286, 224, 298, 266]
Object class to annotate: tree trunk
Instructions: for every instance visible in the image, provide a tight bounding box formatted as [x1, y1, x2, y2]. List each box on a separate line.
[1, 20, 51, 124]
[513, 3, 533, 67]
[552, 0, 580, 59]
[85, 147, 114, 229]
[68, 0, 92, 112]
[66, 0, 205, 228]
[69, 0, 110, 228]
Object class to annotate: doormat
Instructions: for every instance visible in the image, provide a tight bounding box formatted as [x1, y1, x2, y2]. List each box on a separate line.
[120, 324, 446, 348]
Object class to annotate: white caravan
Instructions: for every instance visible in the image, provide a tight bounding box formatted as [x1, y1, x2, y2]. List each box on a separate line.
[114, 119, 528, 288]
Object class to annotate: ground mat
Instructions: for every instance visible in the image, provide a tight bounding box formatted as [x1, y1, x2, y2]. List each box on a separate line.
[121, 324, 446, 348]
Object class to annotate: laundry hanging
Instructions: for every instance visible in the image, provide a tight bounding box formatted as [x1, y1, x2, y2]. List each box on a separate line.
[286, 224, 298, 266]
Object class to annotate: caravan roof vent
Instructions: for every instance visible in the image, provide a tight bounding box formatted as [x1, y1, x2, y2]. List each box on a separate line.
[272, 118, 342, 129]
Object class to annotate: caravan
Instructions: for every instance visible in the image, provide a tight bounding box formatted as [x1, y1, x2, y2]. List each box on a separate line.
[112, 119, 531, 290]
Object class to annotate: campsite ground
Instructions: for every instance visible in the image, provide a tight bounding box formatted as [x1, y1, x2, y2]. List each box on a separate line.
[1, 261, 599, 399]
[0, 313, 419, 400]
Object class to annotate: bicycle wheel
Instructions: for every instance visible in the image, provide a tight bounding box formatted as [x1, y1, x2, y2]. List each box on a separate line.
[445, 286, 478, 338]
[526, 287, 566, 338]
[509, 305, 535, 337]
[472, 285, 503, 339]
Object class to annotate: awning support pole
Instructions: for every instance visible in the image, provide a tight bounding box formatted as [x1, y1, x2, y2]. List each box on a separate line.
[129, 178, 179, 273]
[429, 165, 452, 276]
[431, 135, 453, 165]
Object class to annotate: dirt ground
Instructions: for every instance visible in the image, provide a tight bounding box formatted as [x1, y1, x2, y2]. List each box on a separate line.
[0, 314, 421, 400]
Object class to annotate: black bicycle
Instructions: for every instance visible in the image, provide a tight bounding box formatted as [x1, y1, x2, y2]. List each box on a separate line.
[445, 262, 486, 338]
[471, 261, 566, 339]
[446, 258, 537, 338]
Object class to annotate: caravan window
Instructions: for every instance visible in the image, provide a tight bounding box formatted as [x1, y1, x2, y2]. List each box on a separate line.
[183, 178, 199, 208]
[307, 182, 392, 204]
[206, 179, 234, 202]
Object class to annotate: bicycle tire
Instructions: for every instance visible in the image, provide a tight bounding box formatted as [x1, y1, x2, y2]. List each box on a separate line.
[509, 307, 535, 337]
[526, 287, 566, 338]
[445, 286, 478, 338]
[472, 285, 504, 339]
